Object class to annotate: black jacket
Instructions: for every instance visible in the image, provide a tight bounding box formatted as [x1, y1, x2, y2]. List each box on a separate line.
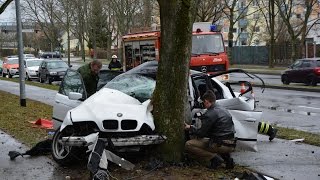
[108, 60, 122, 70]
[191, 105, 235, 140]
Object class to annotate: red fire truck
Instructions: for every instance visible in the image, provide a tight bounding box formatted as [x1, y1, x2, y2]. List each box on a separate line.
[122, 22, 229, 78]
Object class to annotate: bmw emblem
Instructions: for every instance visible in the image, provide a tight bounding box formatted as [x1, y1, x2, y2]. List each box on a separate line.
[117, 113, 123, 117]
[201, 66, 207, 73]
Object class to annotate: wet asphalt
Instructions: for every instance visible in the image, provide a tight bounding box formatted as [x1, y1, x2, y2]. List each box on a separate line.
[1, 76, 320, 179]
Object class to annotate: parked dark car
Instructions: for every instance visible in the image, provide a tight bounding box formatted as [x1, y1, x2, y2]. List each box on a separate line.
[281, 58, 320, 86]
[40, 52, 62, 59]
[38, 59, 69, 84]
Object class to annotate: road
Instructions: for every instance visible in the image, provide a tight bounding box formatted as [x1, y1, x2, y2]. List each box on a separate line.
[230, 73, 281, 85]
[255, 88, 320, 134]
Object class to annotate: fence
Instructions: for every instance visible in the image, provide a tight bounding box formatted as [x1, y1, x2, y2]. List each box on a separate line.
[231, 44, 320, 66]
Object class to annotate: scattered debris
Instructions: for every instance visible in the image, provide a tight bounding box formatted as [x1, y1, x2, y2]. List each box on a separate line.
[290, 138, 305, 142]
[235, 171, 274, 180]
[29, 118, 53, 129]
[8, 139, 52, 160]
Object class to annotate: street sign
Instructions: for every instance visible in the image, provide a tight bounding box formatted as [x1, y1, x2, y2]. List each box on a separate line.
[22, 29, 34, 33]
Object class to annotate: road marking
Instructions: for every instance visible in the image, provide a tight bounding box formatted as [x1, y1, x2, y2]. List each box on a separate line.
[298, 105, 320, 110]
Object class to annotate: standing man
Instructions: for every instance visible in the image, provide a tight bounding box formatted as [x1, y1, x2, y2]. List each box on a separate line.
[108, 55, 122, 71]
[77, 60, 102, 97]
[185, 90, 236, 169]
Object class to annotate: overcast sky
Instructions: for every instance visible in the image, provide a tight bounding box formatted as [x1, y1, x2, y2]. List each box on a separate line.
[0, 1, 17, 22]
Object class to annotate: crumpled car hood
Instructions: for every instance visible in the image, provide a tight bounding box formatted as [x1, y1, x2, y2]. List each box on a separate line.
[69, 88, 154, 131]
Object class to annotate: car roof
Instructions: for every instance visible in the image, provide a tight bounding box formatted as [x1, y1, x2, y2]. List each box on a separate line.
[43, 59, 64, 62]
[25, 58, 43, 61]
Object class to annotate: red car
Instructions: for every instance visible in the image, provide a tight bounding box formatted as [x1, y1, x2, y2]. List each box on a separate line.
[281, 58, 320, 86]
[2, 57, 19, 78]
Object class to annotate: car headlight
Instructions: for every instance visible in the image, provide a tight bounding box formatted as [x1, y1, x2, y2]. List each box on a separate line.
[50, 72, 57, 75]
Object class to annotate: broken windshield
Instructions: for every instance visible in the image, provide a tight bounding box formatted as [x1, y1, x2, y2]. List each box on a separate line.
[192, 34, 224, 55]
[104, 74, 156, 103]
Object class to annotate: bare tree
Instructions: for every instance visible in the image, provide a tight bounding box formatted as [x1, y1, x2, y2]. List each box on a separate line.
[0, 0, 13, 14]
[275, 0, 318, 60]
[22, 0, 60, 52]
[195, 0, 225, 24]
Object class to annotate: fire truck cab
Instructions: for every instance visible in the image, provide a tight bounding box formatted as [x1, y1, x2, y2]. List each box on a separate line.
[122, 22, 229, 79]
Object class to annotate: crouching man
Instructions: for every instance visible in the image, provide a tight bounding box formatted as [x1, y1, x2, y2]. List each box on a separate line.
[185, 90, 236, 169]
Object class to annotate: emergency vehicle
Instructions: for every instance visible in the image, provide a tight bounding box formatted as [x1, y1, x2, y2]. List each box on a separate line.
[122, 22, 230, 79]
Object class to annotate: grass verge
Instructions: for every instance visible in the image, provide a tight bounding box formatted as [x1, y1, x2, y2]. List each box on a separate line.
[0, 90, 52, 146]
[275, 126, 320, 146]
[0, 77, 59, 91]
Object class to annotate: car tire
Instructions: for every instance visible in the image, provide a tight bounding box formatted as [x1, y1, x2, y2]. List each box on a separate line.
[309, 76, 317, 86]
[8, 72, 12, 78]
[52, 128, 85, 166]
[46, 75, 52, 84]
[26, 73, 31, 81]
[39, 75, 44, 83]
[282, 75, 290, 85]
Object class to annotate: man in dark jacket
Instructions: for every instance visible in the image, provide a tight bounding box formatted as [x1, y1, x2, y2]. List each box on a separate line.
[185, 90, 236, 169]
[77, 60, 102, 97]
[108, 55, 122, 71]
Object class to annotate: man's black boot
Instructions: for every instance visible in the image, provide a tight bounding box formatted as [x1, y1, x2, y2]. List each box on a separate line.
[208, 156, 224, 169]
[269, 128, 278, 141]
[221, 153, 235, 169]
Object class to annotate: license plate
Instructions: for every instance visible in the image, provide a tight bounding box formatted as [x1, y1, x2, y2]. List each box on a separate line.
[60, 76, 64, 78]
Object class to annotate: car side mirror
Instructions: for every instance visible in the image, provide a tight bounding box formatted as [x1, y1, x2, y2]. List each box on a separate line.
[68, 92, 83, 101]
[69, 65, 73, 68]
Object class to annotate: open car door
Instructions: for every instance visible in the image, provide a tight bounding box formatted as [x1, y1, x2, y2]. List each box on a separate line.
[192, 69, 266, 151]
[53, 69, 87, 129]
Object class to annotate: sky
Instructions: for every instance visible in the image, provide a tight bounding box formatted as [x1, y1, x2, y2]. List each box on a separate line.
[0, 1, 17, 22]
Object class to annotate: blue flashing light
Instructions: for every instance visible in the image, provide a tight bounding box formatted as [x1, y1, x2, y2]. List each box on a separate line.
[210, 24, 217, 32]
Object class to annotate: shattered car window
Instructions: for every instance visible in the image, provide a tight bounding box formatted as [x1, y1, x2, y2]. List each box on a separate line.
[104, 74, 156, 102]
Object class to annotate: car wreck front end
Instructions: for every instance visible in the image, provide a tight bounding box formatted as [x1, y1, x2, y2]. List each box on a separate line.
[59, 88, 165, 148]
[52, 69, 166, 165]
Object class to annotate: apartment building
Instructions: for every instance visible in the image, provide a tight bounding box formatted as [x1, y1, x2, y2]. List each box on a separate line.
[220, 0, 320, 46]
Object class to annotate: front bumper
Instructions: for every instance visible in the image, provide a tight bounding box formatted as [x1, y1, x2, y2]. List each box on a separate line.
[60, 133, 166, 147]
[49, 75, 65, 81]
[9, 69, 19, 75]
[28, 71, 39, 78]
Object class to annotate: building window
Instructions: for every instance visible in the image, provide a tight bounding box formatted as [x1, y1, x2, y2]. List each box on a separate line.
[240, 27, 247, 32]
[232, 28, 237, 33]
[241, 40, 247, 46]
[254, 26, 260, 32]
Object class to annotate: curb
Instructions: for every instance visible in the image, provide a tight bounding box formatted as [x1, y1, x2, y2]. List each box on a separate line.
[254, 84, 320, 93]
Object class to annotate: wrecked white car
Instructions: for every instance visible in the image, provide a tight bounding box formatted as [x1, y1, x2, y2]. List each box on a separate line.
[51, 61, 265, 165]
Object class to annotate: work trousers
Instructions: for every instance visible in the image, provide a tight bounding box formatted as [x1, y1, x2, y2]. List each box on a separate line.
[185, 138, 235, 161]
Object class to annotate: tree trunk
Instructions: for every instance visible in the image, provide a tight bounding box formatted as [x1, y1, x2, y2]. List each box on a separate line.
[291, 37, 297, 62]
[227, 17, 234, 65]
[153, 0, 196, 162]
[269, 0, 275, 68]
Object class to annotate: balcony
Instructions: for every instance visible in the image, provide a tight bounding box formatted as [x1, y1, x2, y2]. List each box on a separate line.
[239, 19, 248, 27]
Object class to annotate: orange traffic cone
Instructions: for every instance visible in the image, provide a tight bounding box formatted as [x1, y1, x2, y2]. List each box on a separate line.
[240, 83, 246, 94]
